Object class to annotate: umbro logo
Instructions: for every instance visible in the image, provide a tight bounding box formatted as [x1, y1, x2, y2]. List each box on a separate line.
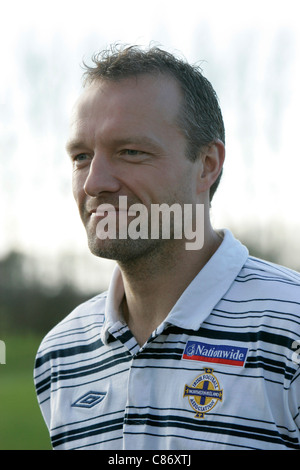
[72, 391, 107, 409]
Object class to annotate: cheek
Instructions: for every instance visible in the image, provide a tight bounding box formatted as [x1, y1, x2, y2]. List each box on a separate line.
[72, 170, 86, 205]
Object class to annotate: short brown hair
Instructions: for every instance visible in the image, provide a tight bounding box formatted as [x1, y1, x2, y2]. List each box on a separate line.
[82, 44, 225, 201]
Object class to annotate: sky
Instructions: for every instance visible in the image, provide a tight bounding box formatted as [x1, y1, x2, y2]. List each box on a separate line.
[1, 0, 300, 289]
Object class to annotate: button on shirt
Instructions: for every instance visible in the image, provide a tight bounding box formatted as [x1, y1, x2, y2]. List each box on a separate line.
[34, 230, 300, 449]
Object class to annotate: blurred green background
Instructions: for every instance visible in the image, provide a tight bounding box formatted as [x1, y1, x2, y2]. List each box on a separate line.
[0, 251, 97, 450]
[0, 335, 51, 450]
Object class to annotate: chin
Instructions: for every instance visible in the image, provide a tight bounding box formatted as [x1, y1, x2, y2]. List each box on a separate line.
[87, 236, 162, 263]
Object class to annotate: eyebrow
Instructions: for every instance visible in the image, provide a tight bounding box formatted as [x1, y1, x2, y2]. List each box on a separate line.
[65, 140, 87, 155]
[65, 136, 163, 155]
[113, 136, 163, 153]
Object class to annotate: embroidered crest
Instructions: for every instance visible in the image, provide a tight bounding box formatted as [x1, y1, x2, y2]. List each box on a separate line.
[72, 391, 106, 409]
[182, 340, 248, 367]
[183, 368, 223, 418]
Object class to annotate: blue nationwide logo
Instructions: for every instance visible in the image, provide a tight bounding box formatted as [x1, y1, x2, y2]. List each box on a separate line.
[72, 391, 107, 409]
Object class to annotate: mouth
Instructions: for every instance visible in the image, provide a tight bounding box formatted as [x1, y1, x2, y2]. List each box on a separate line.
[86, 197, 143, 219]
[88, 206, 122, 218]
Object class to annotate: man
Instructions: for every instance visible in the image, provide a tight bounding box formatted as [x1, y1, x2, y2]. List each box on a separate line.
[34, 45, 300, 450]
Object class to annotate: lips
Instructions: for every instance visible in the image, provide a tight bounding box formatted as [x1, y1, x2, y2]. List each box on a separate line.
[95, 204, 118, 216]
[88, 204, 117, 215]
[86, 196, 143, 218]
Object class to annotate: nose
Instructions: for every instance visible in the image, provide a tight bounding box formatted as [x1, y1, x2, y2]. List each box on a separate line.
[84, 154, 121, 197]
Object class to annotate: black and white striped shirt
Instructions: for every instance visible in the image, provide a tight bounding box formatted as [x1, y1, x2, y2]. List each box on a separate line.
[34, 230, 300, 449]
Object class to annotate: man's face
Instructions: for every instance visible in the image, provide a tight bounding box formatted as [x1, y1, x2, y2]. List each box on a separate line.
[66, 74, 202, 261]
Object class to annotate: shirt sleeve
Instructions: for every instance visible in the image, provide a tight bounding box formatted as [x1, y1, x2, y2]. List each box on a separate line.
[288, 367, 300, 436]
[34, 338, 52, 431]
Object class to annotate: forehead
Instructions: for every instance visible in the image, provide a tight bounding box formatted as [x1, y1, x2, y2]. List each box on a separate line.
[68, 74, 183, 142]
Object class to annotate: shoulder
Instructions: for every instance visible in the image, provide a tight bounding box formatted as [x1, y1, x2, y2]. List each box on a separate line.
[34, 291, 109, 428]
[228, 254, 300, 313]
[238, 256, 300, 297]
[35, 291, 108, 362]
[244, 256, 300, 285]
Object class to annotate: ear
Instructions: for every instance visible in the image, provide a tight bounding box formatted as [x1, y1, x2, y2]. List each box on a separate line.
[196, 140, 225, 195]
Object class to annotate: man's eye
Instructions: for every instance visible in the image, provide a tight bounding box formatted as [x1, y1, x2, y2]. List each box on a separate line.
[75, 153, 89, 161]
[72, 154, 91, 167]
[123, 149, 141, 156]
[71, 153, 91, 169]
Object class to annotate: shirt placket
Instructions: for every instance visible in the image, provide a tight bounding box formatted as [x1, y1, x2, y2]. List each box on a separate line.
[122, 322, 173, 449]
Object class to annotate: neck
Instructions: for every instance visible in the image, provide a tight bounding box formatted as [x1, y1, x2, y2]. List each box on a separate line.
[119, 224, 222, 346]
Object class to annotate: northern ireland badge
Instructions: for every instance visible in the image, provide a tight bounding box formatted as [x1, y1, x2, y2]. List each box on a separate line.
[183, 368, 223, 419]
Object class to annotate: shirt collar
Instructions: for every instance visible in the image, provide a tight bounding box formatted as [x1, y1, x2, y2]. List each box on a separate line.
[101, 229, 249, 344]
[101, 264, 125, 344]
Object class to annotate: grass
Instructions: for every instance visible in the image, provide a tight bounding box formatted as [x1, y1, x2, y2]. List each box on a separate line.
[0, 334, 52, 450]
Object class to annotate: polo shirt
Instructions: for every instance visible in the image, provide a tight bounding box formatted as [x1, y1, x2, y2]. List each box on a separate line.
[34, 229, 300, 450]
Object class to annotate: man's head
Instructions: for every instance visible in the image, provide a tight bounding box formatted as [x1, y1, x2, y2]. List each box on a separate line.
[67, 44, 225, 262]
[82, 44, 225, 202]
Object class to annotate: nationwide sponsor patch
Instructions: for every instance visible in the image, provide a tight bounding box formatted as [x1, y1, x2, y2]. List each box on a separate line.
[182, 340, 248, 367]
[183, 368, 223, 419]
